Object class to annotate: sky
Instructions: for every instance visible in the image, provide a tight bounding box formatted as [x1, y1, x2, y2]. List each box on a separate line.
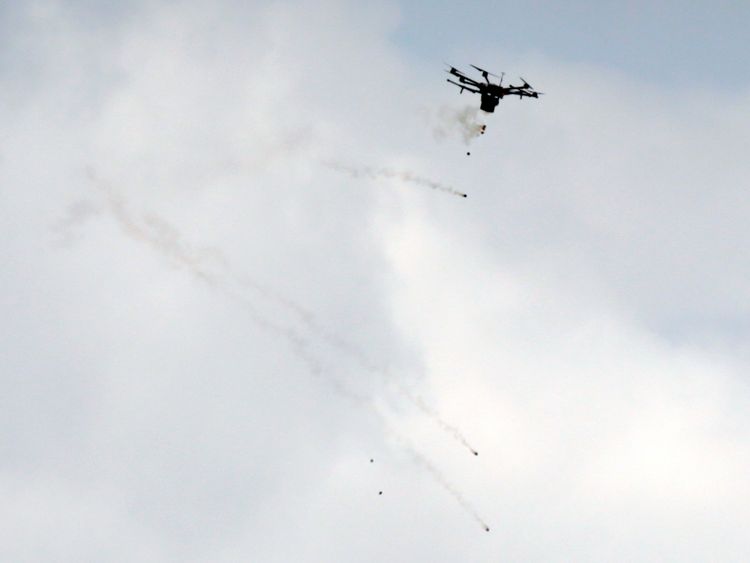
[395, 0, 750, 88]
[1, 1, 750, 561]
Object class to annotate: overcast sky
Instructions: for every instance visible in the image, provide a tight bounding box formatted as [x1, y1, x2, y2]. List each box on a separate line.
[2, 1, 750, 561]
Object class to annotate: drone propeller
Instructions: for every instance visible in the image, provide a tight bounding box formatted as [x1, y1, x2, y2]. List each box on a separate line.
[470, 64, 501, 78]
[519, 76, 533, 89]
[443, 62, 465, 77]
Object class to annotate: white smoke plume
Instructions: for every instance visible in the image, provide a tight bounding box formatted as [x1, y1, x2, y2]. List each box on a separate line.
[432, 105, 487, 145]
[322, 161, 468, 198]
[395, 435, 490, 532]
[85, 169, 317, 322]
[398, 388, 479, 456]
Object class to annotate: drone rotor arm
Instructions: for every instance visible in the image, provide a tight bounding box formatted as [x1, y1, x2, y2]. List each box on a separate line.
[446, 79, 480, 94]
[456, 74, 482, 87]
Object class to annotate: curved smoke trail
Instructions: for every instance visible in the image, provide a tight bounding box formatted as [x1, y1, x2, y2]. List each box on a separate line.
[392, 434, 490, 532]
[397, 387, 479, 456]
[84, 169, 480, 457]
[417, 451, 490, 532]
[322, 161, 468, 198]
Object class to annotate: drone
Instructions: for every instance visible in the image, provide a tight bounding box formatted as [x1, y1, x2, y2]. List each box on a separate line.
[446, 64, 543, 113]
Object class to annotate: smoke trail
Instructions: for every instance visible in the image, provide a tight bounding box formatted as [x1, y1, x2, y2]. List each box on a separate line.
[293, 327, 482, 456]
[86, 168, 318, 324]
[85, 169, 478, 456]
[86, 169, 369, 404]
[432, 105, 487, 145]
[293, 330, 481, 456]
[393, 384, 479, 456]
[322, 161, 468, 198]
[272, 300, 481, 456]
[394, 434, 490, 532]
[415, 449, 490, 532]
